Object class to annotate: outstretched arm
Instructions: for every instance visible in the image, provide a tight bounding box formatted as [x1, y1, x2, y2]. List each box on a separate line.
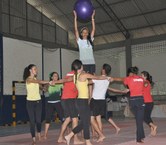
[51, 77, 73, 85]
[27, 78, 50, 85]
[112, 77, 125, 82]
[73, 10, 79, 40]
[108, 87, 129, 94]
[91, 10, 95, 38]
[82, 73, 108, 80]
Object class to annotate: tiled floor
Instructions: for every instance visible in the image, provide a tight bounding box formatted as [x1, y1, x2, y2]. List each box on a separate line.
[0, 118, 165, 145]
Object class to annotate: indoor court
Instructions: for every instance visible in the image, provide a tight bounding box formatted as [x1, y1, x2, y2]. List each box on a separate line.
[0, 0, 166, 145]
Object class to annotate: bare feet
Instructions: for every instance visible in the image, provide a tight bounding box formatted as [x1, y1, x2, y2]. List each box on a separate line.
[74, 138, 84, 145]
[57, 137, 67, 144]
[42, 135, 47, 140]
[116, 127, 120, 134]
[96, 135, 106, 142]
[85, 140, 93, 145]
[136, 140, 144, 144]
[37, 133, 42, 141]
[92, 132, 98, 142]
[151, 125, 157, 136]
[32, 141, 36, 145]
[92, 136, 98, 142]
[65, 135, 71, 145]
[32, 137, 36, 145]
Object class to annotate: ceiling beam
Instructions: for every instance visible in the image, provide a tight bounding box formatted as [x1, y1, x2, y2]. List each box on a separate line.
[94, 22, 166, 38]
[94, 33, 166, 51]
[132, 0, 157, 35]
[95, 0, 130, 39]
[49, 0, 73, 25]
[73, 8, 166, 31]
[55, 0, 131, 18]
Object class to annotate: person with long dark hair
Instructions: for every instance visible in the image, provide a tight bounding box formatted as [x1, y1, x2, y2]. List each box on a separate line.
[23, 64, 50, 145]
[57, 71, 83, 144]
[73, 10, 96, 74]
[43, 72, 64, 139]
[73, 10, 96, 111]
[52, 60, 108, 145]
[112, 67, 145, 144]
[141, 71, 157, 136]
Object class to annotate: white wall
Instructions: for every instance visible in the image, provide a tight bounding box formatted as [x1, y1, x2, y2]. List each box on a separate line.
[43, 48, 60, 80]
[4, 37, 166, 96]
[43, 48, 78, 79]
[3, 37, 42, 95]
[61, 49, 78, 77]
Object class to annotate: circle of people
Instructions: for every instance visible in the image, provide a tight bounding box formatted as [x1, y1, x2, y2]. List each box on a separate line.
[23, 10, 157, 145]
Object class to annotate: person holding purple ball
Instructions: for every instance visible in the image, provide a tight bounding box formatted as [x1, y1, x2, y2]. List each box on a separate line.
[73, 9, 96, 75]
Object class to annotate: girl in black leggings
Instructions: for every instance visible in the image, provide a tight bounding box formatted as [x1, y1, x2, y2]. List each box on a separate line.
[141, 71, 157, 136]
[112, 67, 145, 144]
[23, 64, 50, 145]
[43, 72, 64, 139]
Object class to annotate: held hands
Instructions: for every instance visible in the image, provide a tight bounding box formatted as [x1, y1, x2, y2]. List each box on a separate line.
[107, 77, 114, 82]
[49, 81, 55, 86]
[122, 89, 130, 94]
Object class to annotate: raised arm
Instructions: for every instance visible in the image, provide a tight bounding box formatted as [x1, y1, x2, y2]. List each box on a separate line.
[91, 10, 95, 38]
[73, 10, 79, 40]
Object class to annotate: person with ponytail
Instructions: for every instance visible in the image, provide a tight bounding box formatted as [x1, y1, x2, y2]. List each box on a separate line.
[111, 66, 145, 144]
[73, 10, 96, 74]
[52, 59, 108, 145]
[23, 64, 50, 145]
[141, 71, 157, 136]
[57, 70, 83, 144]
[43, 72, 64, 139]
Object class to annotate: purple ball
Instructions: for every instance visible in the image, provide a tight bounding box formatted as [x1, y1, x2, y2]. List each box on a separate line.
[74, 0, 94, 23]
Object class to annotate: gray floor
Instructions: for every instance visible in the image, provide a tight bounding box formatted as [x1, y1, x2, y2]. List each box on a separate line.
[0, 118, 165, 145]
[0, 122, 61, 137]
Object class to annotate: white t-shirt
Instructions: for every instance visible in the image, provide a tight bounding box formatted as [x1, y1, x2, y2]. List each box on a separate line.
[77, 38, 95, 65]
[92, 79, 110, 100]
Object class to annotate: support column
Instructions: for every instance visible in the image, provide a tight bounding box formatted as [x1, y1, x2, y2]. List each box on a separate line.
[0, 33, 3, 125]
[125, 37, 132, 75]
[59, 48, 62, 79]
[0, 0, 2, 33]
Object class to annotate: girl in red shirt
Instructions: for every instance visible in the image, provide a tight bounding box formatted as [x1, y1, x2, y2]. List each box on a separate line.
[57, 71, 83, 144]
[112, 67, 145, 144]
[141, 71, 157, 136]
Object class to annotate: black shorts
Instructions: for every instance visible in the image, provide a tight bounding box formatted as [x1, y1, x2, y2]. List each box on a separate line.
[83, 64, 96, 74]
[61, 99, 78, 119]
[90, 98, 106, 116]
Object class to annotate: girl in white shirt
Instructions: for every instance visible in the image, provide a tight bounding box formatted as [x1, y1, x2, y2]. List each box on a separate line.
[73, 10, 96, 74]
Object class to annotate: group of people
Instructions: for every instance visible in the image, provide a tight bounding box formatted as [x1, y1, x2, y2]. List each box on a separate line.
[23, 10, 157, 145]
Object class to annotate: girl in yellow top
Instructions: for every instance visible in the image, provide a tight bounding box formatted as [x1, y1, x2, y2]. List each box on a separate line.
[54, 60, 108, 145]
[23, 64, 50, 145]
